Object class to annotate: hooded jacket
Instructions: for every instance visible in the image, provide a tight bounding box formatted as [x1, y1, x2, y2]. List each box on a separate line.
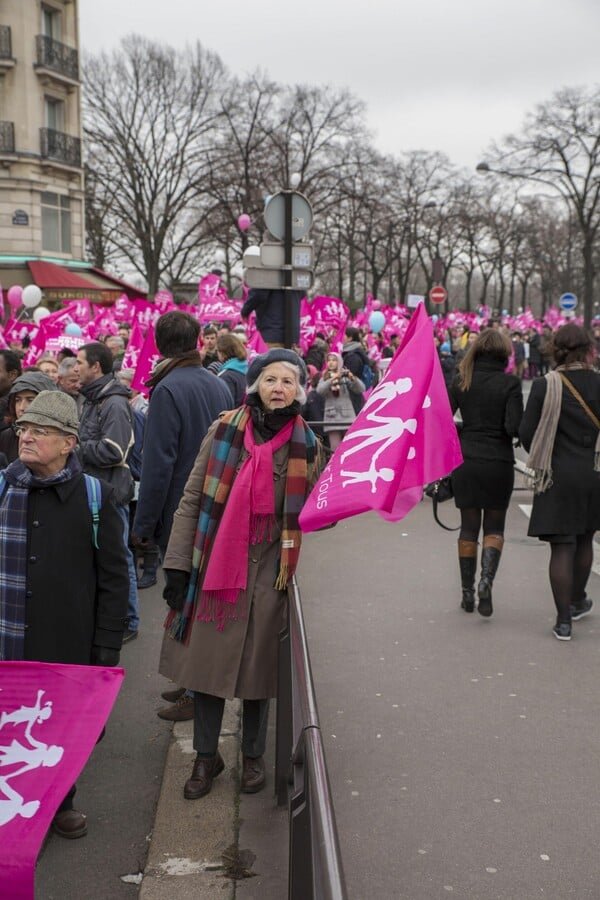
[79, 373, 134, 506]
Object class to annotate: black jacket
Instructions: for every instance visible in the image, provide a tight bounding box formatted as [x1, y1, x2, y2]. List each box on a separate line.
[520, 369, 600, 535]
[241, 288, 304, 344]
[15, 473, 129, 664]
[449, 358, 523, 463]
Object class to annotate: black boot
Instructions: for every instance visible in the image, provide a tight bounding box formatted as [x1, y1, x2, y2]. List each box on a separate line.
[137, 548, 159, 589]
[477, 535, 504, 617]
[458, 540, 477, 613]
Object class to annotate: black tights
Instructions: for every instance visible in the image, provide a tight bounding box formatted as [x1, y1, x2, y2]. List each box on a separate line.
[459, 507, 507, 543]
[549, 532, 594, 624]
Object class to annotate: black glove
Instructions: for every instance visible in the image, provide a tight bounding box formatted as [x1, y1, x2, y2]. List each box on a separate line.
[91, 645, 120, 667]
[163, 569, 190, 612]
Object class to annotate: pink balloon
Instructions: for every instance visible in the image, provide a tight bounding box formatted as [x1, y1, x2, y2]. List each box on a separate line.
[372, 300, 381, 309]
[237, 214, 251, 231]
[7, 285, 22, 309]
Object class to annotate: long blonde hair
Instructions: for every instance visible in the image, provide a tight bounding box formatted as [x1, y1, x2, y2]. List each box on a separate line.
[457, 329, 512, 391]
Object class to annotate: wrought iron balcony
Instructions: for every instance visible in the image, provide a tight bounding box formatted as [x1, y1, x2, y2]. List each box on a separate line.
[35, 34, 79, 82]
[0, 26, 14, 67]
[0, 121, 15, 153]
[40, 127, 81, 168]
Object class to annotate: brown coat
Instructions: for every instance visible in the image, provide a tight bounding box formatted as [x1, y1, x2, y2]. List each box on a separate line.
[159, 417, 321, 700]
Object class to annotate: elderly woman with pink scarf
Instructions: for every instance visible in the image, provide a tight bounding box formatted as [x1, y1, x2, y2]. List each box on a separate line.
[158, 349, 323, 800]
[316, 351, 365, 453]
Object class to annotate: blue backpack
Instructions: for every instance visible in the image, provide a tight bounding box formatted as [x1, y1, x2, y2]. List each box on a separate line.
[0, 472, 102, 550]
[361, 360, 377, 390]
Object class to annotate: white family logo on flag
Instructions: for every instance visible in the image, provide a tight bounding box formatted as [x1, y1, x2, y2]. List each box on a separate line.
[0, 690, 63, 826]
[339, 377, 428, 494]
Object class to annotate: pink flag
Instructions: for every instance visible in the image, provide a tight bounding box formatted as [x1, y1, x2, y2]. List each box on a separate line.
[0, 283, 5, 321]
[131, 326, 161, 394]
[0, 661, 124, 900]
[153, 290, 175, 313]
[299, 303, 463, 532]
[121, 321, 146, 372]
[132, 299, 162, 334]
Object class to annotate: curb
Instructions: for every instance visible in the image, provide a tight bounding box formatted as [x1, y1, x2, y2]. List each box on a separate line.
[140, 700, 241, 900]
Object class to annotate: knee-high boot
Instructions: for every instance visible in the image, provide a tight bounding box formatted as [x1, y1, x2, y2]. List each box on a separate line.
[458, 540, 478, 613]
[477, 535, 504, 617]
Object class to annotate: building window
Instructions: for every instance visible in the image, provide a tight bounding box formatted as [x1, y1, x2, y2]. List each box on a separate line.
[45, 96, 64, 132]
[42, 6, 62, 41]
[41, 192, 71, 253]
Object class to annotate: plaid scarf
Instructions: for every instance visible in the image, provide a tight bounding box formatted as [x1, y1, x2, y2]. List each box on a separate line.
[166, 405, 316, 639]
[0, 454, 81, 660]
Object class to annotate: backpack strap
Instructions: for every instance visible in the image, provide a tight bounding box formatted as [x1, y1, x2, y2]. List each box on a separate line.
[84, 474, 102, 549]
[0, 471, 5, 502]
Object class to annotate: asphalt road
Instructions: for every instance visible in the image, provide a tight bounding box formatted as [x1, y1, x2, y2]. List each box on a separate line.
[295, 487, 600, 900]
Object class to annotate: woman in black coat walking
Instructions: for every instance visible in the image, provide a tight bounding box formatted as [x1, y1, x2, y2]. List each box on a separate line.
[519, 324, 600, 641]
[449, 330, 523, 616]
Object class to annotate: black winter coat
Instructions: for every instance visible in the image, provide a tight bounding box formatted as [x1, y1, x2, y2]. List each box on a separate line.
[519, 369, 600, 536]
[79, 374, 134, 506]
[449, 358, 523, 463]
[241, 288, 304, 344]
[18, 473, 129, 664]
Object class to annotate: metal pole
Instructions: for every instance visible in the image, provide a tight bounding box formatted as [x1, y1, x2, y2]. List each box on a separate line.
[284, 190, 293, 348]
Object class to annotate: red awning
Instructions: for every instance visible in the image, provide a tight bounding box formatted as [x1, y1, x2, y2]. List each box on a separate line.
[27, 260, 99, 290]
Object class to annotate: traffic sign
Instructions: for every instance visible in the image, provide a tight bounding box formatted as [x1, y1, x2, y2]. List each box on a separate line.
[243, 266, 314, 291]
[429, 285, 447, 305]
[559, 292, 578, 311]
[264, 191, 313, 241]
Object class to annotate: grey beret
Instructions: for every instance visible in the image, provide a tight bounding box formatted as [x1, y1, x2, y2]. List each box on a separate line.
[246, 349, 307, 387]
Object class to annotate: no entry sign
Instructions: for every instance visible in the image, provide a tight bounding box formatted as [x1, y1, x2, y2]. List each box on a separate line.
[429, 285, 447, 304]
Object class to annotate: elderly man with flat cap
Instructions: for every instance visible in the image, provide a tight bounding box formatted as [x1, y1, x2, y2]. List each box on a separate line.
[0, 391, 129, 839]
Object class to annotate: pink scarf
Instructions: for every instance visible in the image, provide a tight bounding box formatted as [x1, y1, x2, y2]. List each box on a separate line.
[199, 417, 294, 625]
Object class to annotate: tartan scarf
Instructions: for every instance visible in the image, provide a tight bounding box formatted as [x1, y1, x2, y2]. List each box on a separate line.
[166, 405, 316, 639]
[0, 454, 82, 660]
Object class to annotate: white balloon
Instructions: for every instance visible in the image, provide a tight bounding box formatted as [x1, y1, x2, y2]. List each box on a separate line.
[33, 306, 51, 323]
[22, 285, 42, 308]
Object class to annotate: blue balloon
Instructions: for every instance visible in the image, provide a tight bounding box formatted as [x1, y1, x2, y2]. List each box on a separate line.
[431, 314, 438, 324]
[64, 322, 82, 336]
[368, 311, 385, 333]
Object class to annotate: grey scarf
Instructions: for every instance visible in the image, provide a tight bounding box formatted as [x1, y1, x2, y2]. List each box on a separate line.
[527, 364, 600, 494]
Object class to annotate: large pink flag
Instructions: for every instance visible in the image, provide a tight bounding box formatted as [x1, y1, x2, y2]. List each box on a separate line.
[0, 661, 124, 900]
[131, 326, 161, 394]
[299, 303, 463, 532]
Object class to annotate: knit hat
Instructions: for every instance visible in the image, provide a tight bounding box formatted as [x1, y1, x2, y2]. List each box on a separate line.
[16, 390, 79, 437]
[440, 342, 451, 354]
[246, 349, 307, 388]
[9, 372, 59, 396]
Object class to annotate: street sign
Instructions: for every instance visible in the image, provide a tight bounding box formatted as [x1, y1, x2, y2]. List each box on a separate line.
[429, 285, 447, 305]
[263, 191, 313, 241]
[243, 266, 314, 291]
[559, 292, 578, 311]
[260, 242, 313, 268]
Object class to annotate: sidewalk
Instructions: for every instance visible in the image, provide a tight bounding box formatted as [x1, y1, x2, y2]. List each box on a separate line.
[140, 700, 288, 900]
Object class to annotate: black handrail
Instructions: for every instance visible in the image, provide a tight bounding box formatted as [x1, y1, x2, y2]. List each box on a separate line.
[276, 575, 348, 900]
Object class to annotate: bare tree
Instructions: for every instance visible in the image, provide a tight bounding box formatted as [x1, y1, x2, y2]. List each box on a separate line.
[83, 36, 227, 296]
[480, 85, 600, 324]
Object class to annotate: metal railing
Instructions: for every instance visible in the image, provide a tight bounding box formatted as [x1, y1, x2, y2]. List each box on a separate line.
[40, 127, 81, 168]
[0, 121, 14, 153]
[276, 575, 348, 900]
[35, 34, 79, 81]
[0, 25, 12, 59]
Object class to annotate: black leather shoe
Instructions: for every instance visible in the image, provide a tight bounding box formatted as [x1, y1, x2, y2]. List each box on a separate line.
[52, 808, 88, 839]
[241, 755, 266, 794]
[184, 752, 225, 800]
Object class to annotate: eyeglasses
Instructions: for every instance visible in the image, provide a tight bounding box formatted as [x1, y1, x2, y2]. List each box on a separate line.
[15, 425, 69, 438]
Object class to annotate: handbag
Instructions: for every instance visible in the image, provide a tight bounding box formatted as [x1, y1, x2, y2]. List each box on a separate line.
[424, 477, 460, 531]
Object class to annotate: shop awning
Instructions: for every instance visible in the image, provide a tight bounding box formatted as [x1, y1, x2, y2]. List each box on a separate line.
[27, 260, 99, 290]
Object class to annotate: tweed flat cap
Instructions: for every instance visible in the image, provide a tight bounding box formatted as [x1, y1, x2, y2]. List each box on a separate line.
[16, 390, 79, 437]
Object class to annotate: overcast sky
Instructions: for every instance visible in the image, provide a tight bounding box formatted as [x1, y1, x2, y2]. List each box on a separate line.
[79, 0, 599, 173]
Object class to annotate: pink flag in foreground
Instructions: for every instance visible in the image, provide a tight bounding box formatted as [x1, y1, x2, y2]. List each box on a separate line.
[299, 303, 463, 532]
[0, 661, 124, 900]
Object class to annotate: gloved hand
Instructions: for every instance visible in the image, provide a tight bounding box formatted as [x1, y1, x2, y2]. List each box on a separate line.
[91, 645, 120, 667]
[130, 532, 156, 551]
[163, 569, 190, 612]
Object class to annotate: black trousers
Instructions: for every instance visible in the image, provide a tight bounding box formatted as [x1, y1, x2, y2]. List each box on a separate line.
[193, 691, 269, 759]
